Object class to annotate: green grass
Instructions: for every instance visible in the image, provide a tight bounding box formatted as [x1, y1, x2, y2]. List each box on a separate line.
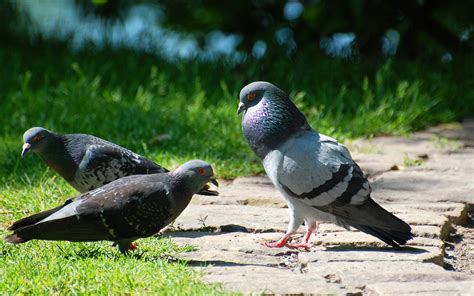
[402, 154, 425, 167]
[0, 237, 221, 294]
[0, 42, 473, 293]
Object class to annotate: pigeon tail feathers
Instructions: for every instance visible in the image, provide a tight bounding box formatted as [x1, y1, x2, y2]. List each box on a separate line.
[317, 198, 414, 247]
[347, 223, 414, 247]
[4, 234, 30, 244]
[8, 202, 71, 231]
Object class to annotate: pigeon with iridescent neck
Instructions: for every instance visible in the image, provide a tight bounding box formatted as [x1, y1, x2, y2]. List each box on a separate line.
[5, 160, 218, 253]
[238, 81, 413, 249]
[21, 127, 217, 195]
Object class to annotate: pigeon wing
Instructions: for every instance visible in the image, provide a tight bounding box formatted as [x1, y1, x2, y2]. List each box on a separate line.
[96, 178, 174, 239]
[71, 138, 167, 191]
[276, 133, 370, 207]
[276, 134, 412, 246]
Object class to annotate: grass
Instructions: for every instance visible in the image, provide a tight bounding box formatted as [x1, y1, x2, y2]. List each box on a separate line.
[0, 41, 473, 293]
[403, 154, 425, 167]
[0, 237, 222, 294]
[431, 135, 463, 151]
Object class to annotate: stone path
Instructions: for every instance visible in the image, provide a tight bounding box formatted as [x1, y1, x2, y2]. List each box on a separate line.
[164, 120, 474, 295]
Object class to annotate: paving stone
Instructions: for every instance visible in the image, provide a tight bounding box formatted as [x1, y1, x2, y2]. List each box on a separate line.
[306, 261, 472, 289]
[315, 230, 444, 248]
[165, 232, 285, 264]
[299, 246, 443, 264]
[168, 231, 442, 266]
[372, 169, 474, 204]
[365, 281, 474, 296]
[201, 265, 358, 295]
[173, 204, 290, 232]
[190, 177, 285, 208]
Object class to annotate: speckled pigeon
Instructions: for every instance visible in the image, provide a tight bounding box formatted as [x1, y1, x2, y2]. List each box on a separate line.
[5, 160, 218, 253]
[238, 81, 414, 248]
[21, 127, 217, 195]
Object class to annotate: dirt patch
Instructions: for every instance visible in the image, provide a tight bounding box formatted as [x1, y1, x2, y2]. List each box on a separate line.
[444, 205, 473, 274]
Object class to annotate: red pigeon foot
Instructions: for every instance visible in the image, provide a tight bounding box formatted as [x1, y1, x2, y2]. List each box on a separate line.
[263, 233, 292, 248]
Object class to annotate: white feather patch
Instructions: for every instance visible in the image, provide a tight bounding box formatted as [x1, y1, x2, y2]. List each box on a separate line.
[349, 181, 370, 205]
[38, 200, 83, 223]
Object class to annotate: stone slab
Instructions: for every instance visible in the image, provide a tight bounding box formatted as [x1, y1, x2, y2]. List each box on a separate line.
[307, 261, 472, 289]
[201, 265, 357, 295]
[365, 281, 474, 296]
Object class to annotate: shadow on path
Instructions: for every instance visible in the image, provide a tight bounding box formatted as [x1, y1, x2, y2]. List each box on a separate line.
[324, 245, 429, 254]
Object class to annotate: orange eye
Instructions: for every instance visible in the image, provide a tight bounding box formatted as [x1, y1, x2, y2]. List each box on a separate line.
[33, 135, 42, 142]
[198, 168, 206, 175]
[247, 93, 256, 101]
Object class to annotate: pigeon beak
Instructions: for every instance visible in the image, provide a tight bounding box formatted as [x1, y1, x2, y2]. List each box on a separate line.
[237, 102, 246, 114]
[197, 178, 219, 196]
[21, 143, 31, 158]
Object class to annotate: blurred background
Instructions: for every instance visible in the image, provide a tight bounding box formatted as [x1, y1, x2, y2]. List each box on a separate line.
[4, 0, 474, 60]
[1, 0, 473, 178]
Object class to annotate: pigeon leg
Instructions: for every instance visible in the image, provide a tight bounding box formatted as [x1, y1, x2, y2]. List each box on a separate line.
[129, 242, 138, 251]
[116, 240, 137, 253]
[286, 221, 318, 249]
[263, 232, 293, 248]
[264, 208, 303, 248]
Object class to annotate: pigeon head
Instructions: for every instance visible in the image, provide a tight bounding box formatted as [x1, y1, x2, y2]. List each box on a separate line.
[172, 160, 218, 194]
[238, 81, 273, 114]
[22, 127, 55, 157]
[238, 81, 309, 158]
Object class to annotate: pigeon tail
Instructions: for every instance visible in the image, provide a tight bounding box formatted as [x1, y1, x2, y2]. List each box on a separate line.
[348, 223, 414, 247]
[4, 234, 30, 244]
[326, 199, 414, 247]
[8, 203, 70, 231]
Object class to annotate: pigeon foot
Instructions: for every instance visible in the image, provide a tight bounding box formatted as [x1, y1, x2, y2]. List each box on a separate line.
[263, 233, 292, 248]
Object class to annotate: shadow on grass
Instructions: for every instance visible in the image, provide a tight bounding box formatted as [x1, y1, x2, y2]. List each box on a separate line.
[56, 244, 267, 268]
[55, 243, 189, 263]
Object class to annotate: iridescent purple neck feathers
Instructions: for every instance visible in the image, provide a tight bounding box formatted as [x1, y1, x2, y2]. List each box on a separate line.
[242, 94, 309, 159]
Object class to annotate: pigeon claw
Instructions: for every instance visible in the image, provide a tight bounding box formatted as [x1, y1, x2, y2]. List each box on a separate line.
[262, 233, 292, 248]
[129, 242, 138, 251]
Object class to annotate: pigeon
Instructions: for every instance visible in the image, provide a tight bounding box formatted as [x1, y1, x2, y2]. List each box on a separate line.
[238, 81, 414, 249]
[5, 160, 218, 253]
[21, 127, 217, 195]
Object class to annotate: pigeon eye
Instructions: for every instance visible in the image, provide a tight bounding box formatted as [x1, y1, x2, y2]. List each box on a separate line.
[33, 135, 42, 142]
[197, 168, 206, 175]
[247, 93, 256, 101]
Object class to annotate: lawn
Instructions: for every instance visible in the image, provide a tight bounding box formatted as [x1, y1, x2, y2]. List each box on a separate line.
[0, 42, 472, 293]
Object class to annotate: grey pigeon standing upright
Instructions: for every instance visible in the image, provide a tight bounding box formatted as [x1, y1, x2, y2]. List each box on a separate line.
[5, 160, 218, 253]
[21, 127, 216, 195]
[238, 81, 413, 248]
